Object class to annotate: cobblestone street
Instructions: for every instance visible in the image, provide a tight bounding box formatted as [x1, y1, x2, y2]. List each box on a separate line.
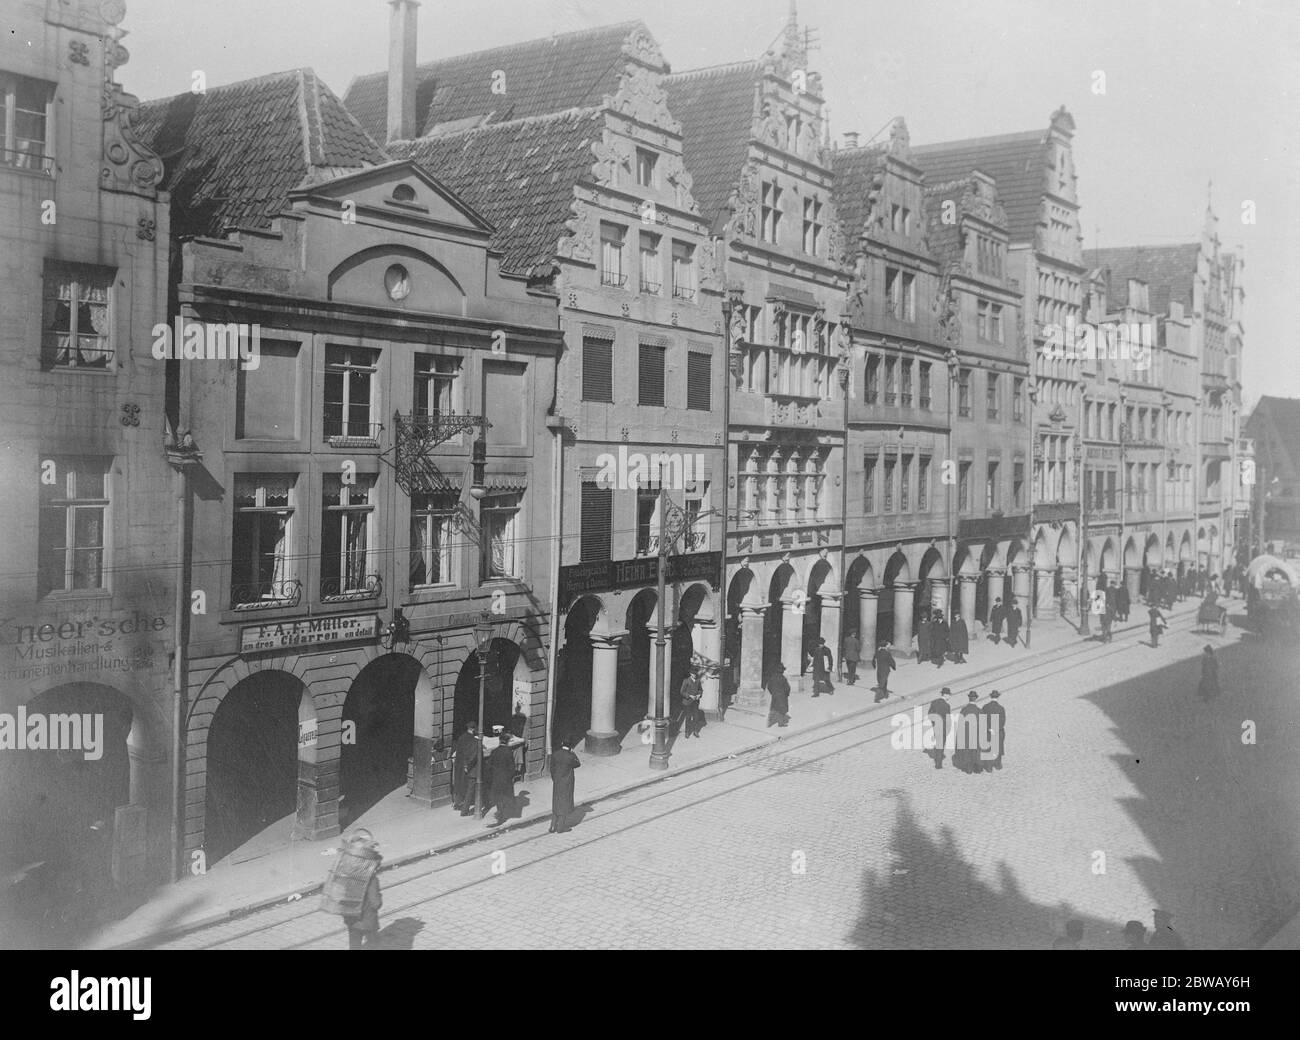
[153, 616, 1300, 950]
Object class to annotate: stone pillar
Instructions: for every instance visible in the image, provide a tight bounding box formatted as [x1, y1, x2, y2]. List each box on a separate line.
[857, 587, 879, 657]
[1059, 565, 1079, 618]
[818, 585, 842, 665]
[647, 625, 674, 721]
[733, 602, 769, 714]
[294, 690, 329, 840]
[780, 594, 803, 676]
[892, 582, 915, 658]
[1124, 566, 1142, 604]
[930, 576, 952, 617]
[586, 630, 625, 756]
[1034, 567, 1056, 619]
[958, 574, 978, 629]
[693, 616, 723, 720]
[986, 567, 1007, 611]
[1012, 565, 1032, 607]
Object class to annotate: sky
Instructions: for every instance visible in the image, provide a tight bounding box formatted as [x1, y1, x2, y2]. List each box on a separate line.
[104, 0, 1300, 407]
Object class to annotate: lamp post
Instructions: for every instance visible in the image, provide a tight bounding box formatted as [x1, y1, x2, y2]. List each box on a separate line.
[473, 612, 495, 821]
[946, 349, 960, 590]
[1075, 432, 1090, 638]
[1026, 380, 1038, 645]
[720, 286, 745, 703]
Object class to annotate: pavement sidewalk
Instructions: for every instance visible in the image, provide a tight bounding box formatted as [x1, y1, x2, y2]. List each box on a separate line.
[87, 597, 1205, 950]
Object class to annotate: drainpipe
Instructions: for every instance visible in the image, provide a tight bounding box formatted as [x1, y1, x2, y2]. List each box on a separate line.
[543, 415, 566, 767]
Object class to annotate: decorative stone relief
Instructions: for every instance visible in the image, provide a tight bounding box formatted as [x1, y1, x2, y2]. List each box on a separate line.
[728, 160, 761, 239]
[605, 62, 680, 135]
[558, 202, 595, 262]
[100, 18, 164, 197]
[69, 40, 90, 66]
[888, 117, 911, 157]
[621, 25, 666, 69]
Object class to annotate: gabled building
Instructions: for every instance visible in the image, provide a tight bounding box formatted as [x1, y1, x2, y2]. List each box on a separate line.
[136, 68, 564, 864]
[667, 10, 850, 709]
[1244, 397, 1300, 549]
[0, 0, 175, 915]
[358, 13, 726, 759]
[912, 108, 1087, 619]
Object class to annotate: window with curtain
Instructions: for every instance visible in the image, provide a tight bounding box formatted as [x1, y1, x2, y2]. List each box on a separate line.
[231, 475, 296, 607]
[483, 492, 522, 580]
[38, 456, 109, 596]
[321, 475, 376, 597]
[410, 490, 458, 588]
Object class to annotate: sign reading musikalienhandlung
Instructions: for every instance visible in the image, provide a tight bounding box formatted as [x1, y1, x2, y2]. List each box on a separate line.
[240, 614, 379, 654]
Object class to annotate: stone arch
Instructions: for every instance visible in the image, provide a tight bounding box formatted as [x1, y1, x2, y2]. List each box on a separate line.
[1056, 525, 1077, 567]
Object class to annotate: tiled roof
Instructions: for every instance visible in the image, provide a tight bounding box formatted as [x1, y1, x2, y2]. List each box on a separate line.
[344, 22, 646, 142]
[664, 62, 761, 228]
[137, 69, 386, 239]
[922, 179, 965, 269]
[829, 143, 887, 243]
[910, 130, 1049, 242]
[1083, 244, 1201, 315]
[389, 108, 607, 277]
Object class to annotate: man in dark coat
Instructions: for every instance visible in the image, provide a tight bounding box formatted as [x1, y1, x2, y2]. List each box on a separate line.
[487, 731, 517, 826]
[842, 632, 861, 685]
[989, 597, 1005, 644]
[981, 689, 1006, 771]
[811, 637, 835, 697]
[548, 740, 581, 834]
[1102, 583, 1117, 643]
[766, 662, 791, 727]
[452, 723, 481, 816]
[927, 687, 952, 769]
[873, 643, 896, 702]
[678, 667, 704, 737]
[931, 611, 948, 668]
[917, 612, 932, 664]
[1198, 645, 1220, 700]
[1004, 600, 1023, 647]
[1149, 604, 1167, 647]
[953, 692, 982, 773]
[949, 612, 969, 664]
[1116, 582, 1131, 622]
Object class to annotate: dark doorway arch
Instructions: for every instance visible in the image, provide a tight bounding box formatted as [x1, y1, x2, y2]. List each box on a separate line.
[453, 638, 520, 739]
[555, 596, 602, 745]
[765, 562, 797, 681]
[622, 588, 659, 735]
[804, 558, 834, 673]
[339, 654, 420, 828]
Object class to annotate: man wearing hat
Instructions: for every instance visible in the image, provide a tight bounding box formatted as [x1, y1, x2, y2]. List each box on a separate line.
[1148, 909, 1186, 949]
[842, 631, 861, 685]
[989, 597, 1005, 644]
[766, 662, 791, 728]
[980, 689, 1005, 771]
[926, 687, 952, 769]
[811, 636, 835, 697]
[549, 739, 581, 834]
[487, 727, 517, 826]
[873, 643, 896, 703]
[452, 722, 482, 817]
[954, 692, 982, 773]
[320, 829, 383, 950]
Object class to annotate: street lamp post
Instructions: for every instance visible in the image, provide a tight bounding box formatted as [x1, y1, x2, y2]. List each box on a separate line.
[1025, 381, 1038, 646]
[1075, 430, 1090, 639]
[473, 612, 495, 821]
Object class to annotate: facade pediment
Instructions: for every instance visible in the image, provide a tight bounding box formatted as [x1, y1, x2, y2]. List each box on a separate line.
[290, 161, 495, 236]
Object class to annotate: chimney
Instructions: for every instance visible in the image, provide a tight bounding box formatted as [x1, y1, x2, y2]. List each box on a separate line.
[842, 131, 859, 149]
[387, 0, 420, 143]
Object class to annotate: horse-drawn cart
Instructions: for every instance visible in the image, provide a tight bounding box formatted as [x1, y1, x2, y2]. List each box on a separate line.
[1245, 555, 1300, 636]
[1196, 595, 1228, 635]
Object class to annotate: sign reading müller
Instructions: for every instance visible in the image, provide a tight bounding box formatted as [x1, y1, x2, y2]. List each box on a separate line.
[240, 614, 379, 654]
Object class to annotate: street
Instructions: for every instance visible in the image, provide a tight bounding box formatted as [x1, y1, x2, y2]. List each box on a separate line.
[149, 614, 1300, 950]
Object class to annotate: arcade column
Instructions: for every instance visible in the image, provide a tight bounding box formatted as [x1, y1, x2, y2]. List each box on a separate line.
[958, 574, 978, 628]
[1034, 566, 1057, 619]
[1013, 565, 1033, 608]
[1059, 565, 1079, 618]
[586, 630, 626, 756]
[693, 615, 723, 720]
[930, 576, 952, 617]
[781, 594, 804, 678]
[818, 585, 842, 661]
[732, 602, 769, 714]
[892, 582, 916, 658]
[1124, 566, 1142, 604]
[856, 588, 879, 658]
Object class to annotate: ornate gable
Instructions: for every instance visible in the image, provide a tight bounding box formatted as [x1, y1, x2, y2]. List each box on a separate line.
[100, 6, 163, 197]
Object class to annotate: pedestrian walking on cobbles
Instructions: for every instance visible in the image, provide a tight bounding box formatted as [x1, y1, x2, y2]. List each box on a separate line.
[548, 739, 581, 834]
[487, 729, 516, 826]
[1148, 605, 1167, 648]
[1102, 584, 1117, 643]
[927, 687, 952, 769]
[766, 662, 791, 728]
[989, 597, 1005, 644]
[1116, 583, 1130, 622]
[931, 611, 948, 668]
[981, 689, 1005, 771]
[842, 632, 861, 685]
[452, 722, 481, 816]
[948, 612, 969, 664]
[1005, 600, 1023, 647]
[1148, 909, 1187, 949]
[811, 637, 835, 697]
[917, 612, 932, 664]
[678, 666, 704, 737]
[1198, 645, 1220, 700]
[953, 692, 982, 773]
[873, 643, 896, 702]
[320, 829, 383, 950]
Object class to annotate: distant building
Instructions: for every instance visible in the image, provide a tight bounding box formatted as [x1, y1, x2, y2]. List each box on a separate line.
[1245, 397, 1300, 550]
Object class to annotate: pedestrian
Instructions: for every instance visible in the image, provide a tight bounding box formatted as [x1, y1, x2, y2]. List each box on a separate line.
[487, 728, 516, 826]
[452, 722, 481, 816]
[766, 662, 791, 728]
[320, 829, 383, 950]
[510, 702, 529, 740]
[948, 611, 969, 664]
[842, 632, 861, 685]
[953, 692, 982, 773]
[1053, 919, 1085, 950]
[678, 666, 704, 737]
[548, 739, 581, 834]
[873, 643, 896, 702]
[1198, 645, 1220, 700]
[811, 637, 835, 697]
[917, 611, 932, 664]
[927, 687, 952, 769]
[981, 689, 1006, 771]
[1005, 599, 1023, 647]
[1148, 604, 1167, 648]
[1123, 920, 1147, 950]
[1103, 583, 1117, 642]
[1148, 909, 1187, 949]
[1116, 582, 1130, 622]
[989, 597, 1005, 644]
[931, 610, 948, 668]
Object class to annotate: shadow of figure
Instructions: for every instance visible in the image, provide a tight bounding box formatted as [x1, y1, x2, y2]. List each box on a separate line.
[372, 916, 425, 950]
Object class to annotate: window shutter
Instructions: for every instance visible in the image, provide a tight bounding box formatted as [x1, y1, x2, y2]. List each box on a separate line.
[686, 352, 711, 411]
[638, 343, 665, 407]
[582, 337, 613, 403]
[580, 481, 612, 562]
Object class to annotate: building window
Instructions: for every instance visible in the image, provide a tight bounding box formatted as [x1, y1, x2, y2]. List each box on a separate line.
[890, 204, 902, 233]
[321, 475, 377, 599]
[958, 368, 971, 417]
[760, 180, 782, 244]
[482, 492, 521, 580]
[231, 475, 296, 608]
[986, 372, 999, 420]
[600, 223, 626, 287]
[1013, 377, 1025, 421]
[802, 197, 823, 255]
[324, 346, 379, 439]
[864, 455, 877, 513]
[902, 272, 916, 321]
[884, 357, 897, 405]
[639, 231, 662, 294]
[414, 354, 461, 420]
[636, 487, 659, 555]
[900, 454, 912, 512]
[671, 241, 696, 300]
[865, 355, 880, 404]
[883, 457, 896, 512]
[918, 455, 930, 511]
[990, 304, 1002, 343]
[958, 461, 971, 512]
[38, 456, 109, 597]
[635, 148, 658, 188]
[410, 490, 457, 588]
[581, 481, 612, 562]
[1105, 470, 1117, 510]
[638, 341, 666, 406]
[42, 263, 114, 369]
[1, 72, 53, 172]
[885, 267, 901, 319]
[919, 363, 932, 409]
[1013, 462, 1024, 509]
[977, 300, 989, 341]
[900, 360, 913, 407]
[581, 336, 614, 402]
[687, 351, 711, 411]
[986, 461, 1000, 510]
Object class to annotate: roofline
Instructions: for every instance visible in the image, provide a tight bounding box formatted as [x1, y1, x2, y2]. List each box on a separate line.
[141, 66, 316, 107]
[664, 59, 762, 81]
[910, 128, 1047, 154]
[391, 104, 605, 146]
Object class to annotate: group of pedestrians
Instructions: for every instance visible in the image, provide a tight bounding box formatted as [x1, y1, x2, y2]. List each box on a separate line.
[987, 597, 1024, 647]
[917, 610, 971, 667]
[923, 687, 1006, 773]
[1091, 576, 1130, 643]
[1053, 910, 1186, 949]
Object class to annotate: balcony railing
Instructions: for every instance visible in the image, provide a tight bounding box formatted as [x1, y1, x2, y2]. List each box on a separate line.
[601, 271, 628, 288]
[672, 285, 696, 301]
[321, 574, 382, 603]
[639, 279, 662, 295]
[231, 579, 302, 611]
[2, 146, 54, 175]
[324, 417, 383, 446]
[41, 336, 113, 370]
